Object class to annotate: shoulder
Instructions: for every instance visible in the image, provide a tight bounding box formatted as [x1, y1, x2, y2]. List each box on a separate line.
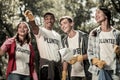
[62, 33, 67, 40]
[113, 28, 120, 34]
[52, 30, 61, 36]
[111, 27, 120, 36]
[77, 30, 86, 34]
[89, 28, 98, 35]
[77, 30, 88, 37]
[89, 27, 101, 37]
[113, 28, 120, 40]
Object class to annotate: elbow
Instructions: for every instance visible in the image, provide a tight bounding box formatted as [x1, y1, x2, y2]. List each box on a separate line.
[83, 54, 88, 60]
[0, 48, 5, 56]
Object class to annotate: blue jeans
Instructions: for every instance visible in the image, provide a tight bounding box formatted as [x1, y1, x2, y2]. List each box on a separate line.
[8, 73, 30, 80]
[92, 74, 120, 80]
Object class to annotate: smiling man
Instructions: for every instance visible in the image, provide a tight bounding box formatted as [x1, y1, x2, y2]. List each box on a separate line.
[24, 10, 62, 80]
[59, 16, 91, 80]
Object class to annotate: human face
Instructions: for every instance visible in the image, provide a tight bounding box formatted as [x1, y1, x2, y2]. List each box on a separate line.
[44, 15, 55, 30]
[60, 19, 73, 34]
[17, 23, 29, 37]
[95, 9, 107, 24]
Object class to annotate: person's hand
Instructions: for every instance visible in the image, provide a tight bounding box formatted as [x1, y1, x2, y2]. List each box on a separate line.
[61, 71, 67, 80]
[3, 38, 14, 46]
[68, 56, 77, 64]
[96, 60, 106, 69]
[24, 10, 34, 21]
[77, 55, 83, 62]
[1, 38, 15, 52]
[114, 45, 120, 55]
[92, 58, 106, 69]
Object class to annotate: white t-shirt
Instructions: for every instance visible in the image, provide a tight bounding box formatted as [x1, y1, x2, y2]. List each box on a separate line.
[34, 27, 62, 62]
[68, 31, 85, 77]
[12, 42, 30, 75]
[99, 29, 116, 70]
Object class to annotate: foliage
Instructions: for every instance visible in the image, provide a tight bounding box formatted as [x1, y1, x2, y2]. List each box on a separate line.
[0, 0, 120, 79]
[0, 0, 21, 37]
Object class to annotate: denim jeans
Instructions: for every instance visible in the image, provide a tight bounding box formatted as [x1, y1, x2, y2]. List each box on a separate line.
[92, 74, 120, 80]
[8, 73, 30, 80]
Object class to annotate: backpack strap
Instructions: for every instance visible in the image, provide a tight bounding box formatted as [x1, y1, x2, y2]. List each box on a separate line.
[78, 31, 83, 55]
[78, 30, 88, 55]
[62, 35, 69, 48]
[63, 30, 88, 54]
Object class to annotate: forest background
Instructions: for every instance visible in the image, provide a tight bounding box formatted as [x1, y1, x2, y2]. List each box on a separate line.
[0, 0, 120, 79]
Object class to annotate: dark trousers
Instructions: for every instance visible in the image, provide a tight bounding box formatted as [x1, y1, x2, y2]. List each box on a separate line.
[39, 58, 62, 80]
[40, 65, 61, 80]
[71, 77, 86, 80]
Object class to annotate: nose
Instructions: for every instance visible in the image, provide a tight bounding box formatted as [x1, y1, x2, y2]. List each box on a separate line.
[47, 18, 52, 23]
[21, 26, 24, 29]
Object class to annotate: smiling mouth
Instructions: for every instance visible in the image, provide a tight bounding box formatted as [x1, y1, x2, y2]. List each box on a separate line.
[47, 22, 52, 24]
[63, 27, 67, 30]
[20, 31, 26, 33]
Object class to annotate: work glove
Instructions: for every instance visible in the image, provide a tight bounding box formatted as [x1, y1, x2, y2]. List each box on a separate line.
[114, 45, 120, 55]
[92, 57, 100, 65]
[96, 60, 106, 69]
[24, 10, 34, 21]
[61, 71, 67, 80]
[68, 56, 77, 64]
[92, 58, 106, 69]
[68, 54, 83, 64]
[77, 55, 83, 62]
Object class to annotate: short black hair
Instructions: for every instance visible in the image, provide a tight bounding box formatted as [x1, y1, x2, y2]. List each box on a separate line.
[43, 12, 55, 20]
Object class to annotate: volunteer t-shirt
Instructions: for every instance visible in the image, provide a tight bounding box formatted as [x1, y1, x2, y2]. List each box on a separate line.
[99, 29, 116, 70]
[34, 27, 62, 62]
[12, 42, 30, 75]
[68, 31, 85, 77]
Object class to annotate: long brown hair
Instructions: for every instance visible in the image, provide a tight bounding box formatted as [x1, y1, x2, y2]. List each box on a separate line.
[16, 21, 31, 46]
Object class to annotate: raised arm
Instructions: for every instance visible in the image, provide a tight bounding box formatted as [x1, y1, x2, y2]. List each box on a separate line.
[24, 10, 39, 35]
[0, 38, 14, 56]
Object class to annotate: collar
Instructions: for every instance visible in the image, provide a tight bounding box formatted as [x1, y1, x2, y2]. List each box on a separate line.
[96, 26, 116, 34]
